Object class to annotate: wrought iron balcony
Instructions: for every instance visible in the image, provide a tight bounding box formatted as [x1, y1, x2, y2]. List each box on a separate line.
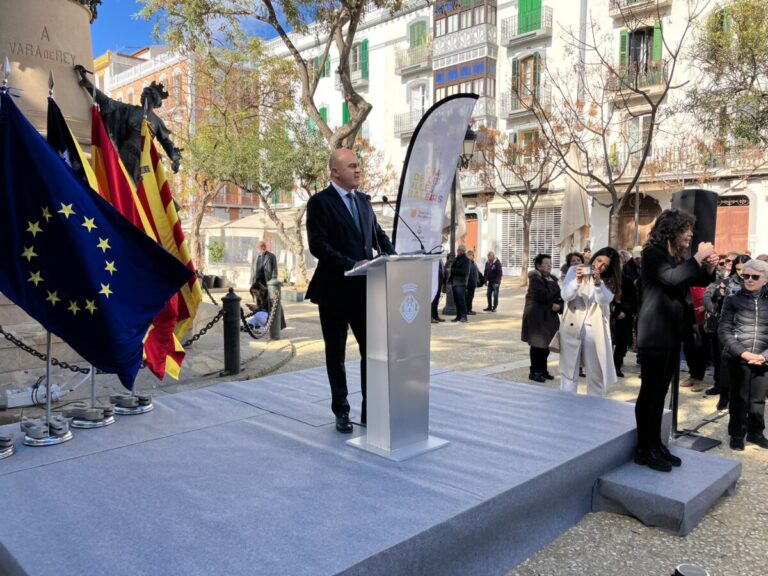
[500, 85, 551, 118]
[609, 0, 673, 19]
[500, 6, 553, 48]
[395, 42, 432, 75]
[606, 60, 667, 103]
[394, 109, 425, 138]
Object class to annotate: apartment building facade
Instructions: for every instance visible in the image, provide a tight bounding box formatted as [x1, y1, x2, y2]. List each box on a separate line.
[267, 0, 768, 270]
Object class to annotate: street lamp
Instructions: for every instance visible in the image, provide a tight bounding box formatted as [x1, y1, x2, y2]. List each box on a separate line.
[442, 125, 477, 316]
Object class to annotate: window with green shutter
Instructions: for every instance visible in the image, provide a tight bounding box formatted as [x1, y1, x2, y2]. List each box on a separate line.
[511, 57, 520, 94]
[361, 39, 369, 80]
[342, 102, 349, 125]
[533, 52, 540, 99]
[319, 106, 328, 124]
[518, 0, 542, 35]
[619, 29, 629, 76]
[410, 21, 427, 47]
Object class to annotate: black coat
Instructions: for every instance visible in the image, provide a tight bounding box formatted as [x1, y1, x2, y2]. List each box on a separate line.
[718, 287, 768, 360]
[448, 253, 470, 286]
[521, 270, 563, 348]
[637, 245, 714, 349]
[250, 250, 277, 286]
[305, 185, 395, 307]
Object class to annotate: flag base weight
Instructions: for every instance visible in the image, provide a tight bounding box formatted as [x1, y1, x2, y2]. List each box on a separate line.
[114, 403, 153, 415]
[111, 393, 153, 415]
[0, 445, 14, 459]
[23, 430, 73, 447]
[71, 415, 116, 429]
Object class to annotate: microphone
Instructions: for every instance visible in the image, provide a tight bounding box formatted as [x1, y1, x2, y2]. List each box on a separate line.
[364, 193, 382, 256]
[382, 195, 425, 253]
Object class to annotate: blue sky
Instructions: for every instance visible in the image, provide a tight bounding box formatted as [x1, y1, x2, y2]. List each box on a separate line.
[90, 1, 277, 57]
[90, 0, 158, 56]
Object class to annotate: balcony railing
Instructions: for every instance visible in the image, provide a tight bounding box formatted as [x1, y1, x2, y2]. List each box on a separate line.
[394, 109, 425, 137]
[335, 68, 369, 90]
[607, 60, 667, 93]
[500, 85, 551, 116]
[501, 6, 553, 46]
[612, 145, 768, 179]
[609, 0, 673, 18]
[395, 43, 432, 74]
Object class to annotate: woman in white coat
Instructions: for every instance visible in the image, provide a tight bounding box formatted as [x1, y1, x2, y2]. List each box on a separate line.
[559, 247, 622, 396]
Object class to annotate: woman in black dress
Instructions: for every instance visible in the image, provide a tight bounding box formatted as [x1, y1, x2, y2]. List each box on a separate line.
[522, 254, 563, 382]
[634, 209, 718, 472]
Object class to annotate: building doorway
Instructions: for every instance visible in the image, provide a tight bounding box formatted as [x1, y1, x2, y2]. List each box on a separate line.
[715, 195, 749, 253]
[617, 192, 661, 249]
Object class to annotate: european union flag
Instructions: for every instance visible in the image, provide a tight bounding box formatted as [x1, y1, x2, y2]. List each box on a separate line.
[0, 91, 194, 389]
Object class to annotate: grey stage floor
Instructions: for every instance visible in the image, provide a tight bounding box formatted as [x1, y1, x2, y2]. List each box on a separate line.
[1, 366, 654, 576]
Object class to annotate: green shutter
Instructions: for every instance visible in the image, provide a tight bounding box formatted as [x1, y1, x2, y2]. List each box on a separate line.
[518, 0, 530, 35]
[619, 29, 629, 76]
[342, 102, 349, 125]
[319, 106, 328, 124]
[533, 52, 540, 100]
[410, 21, 427, 47]
[529, 0, 542, 32]
[361, 39, 369, 80]
[652, 21, 663, 62]
[511, 58, 520, 94]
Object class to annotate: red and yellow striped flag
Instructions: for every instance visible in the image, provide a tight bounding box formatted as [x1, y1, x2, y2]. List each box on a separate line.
[136, 120, 202, 376]
[90, 107, 184, 380]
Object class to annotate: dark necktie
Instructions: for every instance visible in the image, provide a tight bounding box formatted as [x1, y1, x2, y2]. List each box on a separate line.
[346, 192, 361, 234]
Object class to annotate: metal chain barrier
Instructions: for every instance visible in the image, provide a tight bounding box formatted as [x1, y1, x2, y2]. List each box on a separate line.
[239, 290, 281, 339]
[0, 325, 95, 375]
[1, 282, 279, 369]
[182, 308, 225, 347]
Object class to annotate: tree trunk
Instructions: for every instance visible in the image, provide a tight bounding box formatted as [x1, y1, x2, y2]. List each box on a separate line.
[608, 192, 630, 248]
[519, 211, 532, 287]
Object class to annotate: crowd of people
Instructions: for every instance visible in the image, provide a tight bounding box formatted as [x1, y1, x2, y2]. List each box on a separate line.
[518, 210, 768, 471]
[431, 247, 503, 324]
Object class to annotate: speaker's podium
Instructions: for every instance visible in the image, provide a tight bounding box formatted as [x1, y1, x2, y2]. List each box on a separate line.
[344, 254, 449, 461]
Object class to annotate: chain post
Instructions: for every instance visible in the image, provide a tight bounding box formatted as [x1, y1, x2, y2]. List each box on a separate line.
[267, 279, 282, 340]
[221, 288, 241, 376]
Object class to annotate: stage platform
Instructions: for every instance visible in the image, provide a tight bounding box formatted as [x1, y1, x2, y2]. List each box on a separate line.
[0, 366, 736, 576]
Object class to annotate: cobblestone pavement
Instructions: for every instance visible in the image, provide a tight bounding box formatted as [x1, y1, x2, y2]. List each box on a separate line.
[2, 281, 765, 575]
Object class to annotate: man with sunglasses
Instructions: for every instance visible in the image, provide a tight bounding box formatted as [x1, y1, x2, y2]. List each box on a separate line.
[718, 259, 768, 450]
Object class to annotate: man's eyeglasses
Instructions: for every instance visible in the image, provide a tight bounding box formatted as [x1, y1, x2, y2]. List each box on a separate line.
[718, 261, 726, 266]
[725, 258, 734, 263]
[743, 274, 763, 281]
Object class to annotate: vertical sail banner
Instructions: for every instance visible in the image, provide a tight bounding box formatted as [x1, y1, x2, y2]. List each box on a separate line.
[393, 94, 478, 255]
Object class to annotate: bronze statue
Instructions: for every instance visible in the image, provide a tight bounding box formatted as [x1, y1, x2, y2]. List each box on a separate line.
[74, 64, 182, 185]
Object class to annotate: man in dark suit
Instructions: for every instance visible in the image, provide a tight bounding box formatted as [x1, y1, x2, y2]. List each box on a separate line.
[250, 240, 278, 287]
[306, 148, 396, 433]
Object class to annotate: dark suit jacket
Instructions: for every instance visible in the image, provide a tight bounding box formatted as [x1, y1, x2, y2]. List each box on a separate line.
[305, 185, 395, 307]
[637, 244, 714, 349]
[250, 250, 277, 285]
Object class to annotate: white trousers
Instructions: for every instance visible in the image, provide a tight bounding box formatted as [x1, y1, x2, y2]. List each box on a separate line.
[560, 323, 606, 397]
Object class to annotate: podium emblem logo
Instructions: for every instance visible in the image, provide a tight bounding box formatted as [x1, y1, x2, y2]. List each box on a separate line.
[400, 283, 419, 324]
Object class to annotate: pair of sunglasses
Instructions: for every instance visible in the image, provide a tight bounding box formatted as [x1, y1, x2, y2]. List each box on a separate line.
[743, 274, 763, 281]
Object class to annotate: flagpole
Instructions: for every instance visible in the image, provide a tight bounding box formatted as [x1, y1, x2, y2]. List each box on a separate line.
[22, 332, 73, 446]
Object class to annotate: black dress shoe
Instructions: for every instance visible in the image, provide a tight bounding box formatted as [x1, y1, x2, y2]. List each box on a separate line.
[729, 436, 745, 451]
[467, 310, 477, 315]
[634, 448, 672, 472]
[705, 385, 721, 396]
[451, 317, 460, 322]
[529, 372, 546, 383]
[431, 318, 440, 324]
[616, 369, 625, 378]
[746, 433, 768, 449]
[543, 371, 555, 380]
[717, 397, 729, 411]
[437, 317, 445, 322]
[335, 414, 353, 433]
[656, 444, 682, 467]
[483, 307, 493, 311]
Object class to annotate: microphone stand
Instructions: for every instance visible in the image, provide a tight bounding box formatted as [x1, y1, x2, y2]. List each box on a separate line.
[382, 195, 425, 253]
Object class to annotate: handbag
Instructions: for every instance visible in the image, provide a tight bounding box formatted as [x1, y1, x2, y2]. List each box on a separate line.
[548, 331, 561, 353]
